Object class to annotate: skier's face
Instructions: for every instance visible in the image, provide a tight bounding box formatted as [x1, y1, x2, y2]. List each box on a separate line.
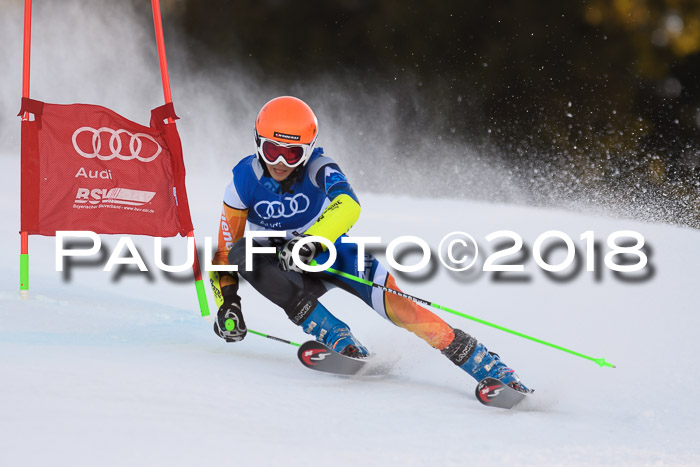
[266, 160, 295, 181]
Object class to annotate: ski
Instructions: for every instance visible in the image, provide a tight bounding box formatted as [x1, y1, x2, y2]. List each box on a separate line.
[298, 342, 529, 408]
[475, 377, 531, 409]
[297, 340, 394, 376]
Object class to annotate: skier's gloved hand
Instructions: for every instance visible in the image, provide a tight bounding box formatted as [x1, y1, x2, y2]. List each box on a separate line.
[213, 296, 247, 343]
[278, 234, 323, 273]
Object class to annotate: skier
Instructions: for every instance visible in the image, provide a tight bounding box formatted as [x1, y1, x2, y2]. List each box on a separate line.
[210, 96, 530, 392]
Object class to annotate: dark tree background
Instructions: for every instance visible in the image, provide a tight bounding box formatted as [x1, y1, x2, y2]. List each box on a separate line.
[153, 0, 699, 226]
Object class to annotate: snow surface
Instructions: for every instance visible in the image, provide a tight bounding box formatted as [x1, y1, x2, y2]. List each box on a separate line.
[1, 147, 699, 466]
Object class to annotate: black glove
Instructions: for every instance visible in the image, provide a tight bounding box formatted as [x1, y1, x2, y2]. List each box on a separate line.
[278, 234, 323, 273]
[213, 296, 247, 343]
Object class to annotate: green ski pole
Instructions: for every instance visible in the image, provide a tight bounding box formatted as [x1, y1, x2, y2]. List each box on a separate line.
[222, 318, 301, 347]
[248, 329, 301, 347]
[313, 263, 615, 368]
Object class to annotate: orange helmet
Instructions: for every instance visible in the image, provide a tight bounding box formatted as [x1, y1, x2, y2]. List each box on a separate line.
[254, 96, 319, 168]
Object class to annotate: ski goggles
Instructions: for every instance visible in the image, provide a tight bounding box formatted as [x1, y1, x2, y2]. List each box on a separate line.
[257, 137, 313, 168]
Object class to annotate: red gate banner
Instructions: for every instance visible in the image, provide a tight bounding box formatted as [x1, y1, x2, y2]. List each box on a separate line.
[19, 98, 194, 237]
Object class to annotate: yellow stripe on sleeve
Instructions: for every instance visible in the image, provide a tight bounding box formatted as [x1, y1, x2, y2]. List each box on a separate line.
[304, 194, 361, 244]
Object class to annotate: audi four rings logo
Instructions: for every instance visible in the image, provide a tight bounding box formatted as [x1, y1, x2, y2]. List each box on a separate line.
[71, 127, 162, 162]
[254, 194, 310, 219]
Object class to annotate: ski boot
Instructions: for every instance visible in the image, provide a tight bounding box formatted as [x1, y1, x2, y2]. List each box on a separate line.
[301, 302, 369, 359]
[442, 329, 531, 393]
